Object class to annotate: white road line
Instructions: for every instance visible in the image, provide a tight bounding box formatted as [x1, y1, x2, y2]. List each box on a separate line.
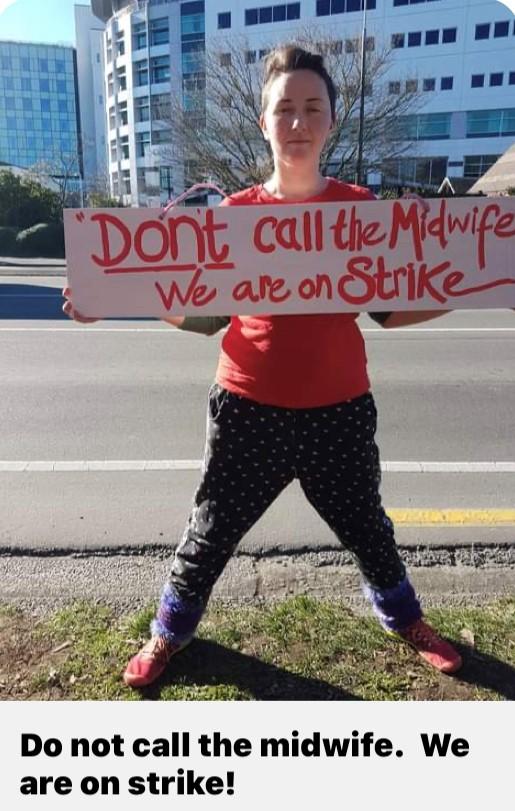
[1, 461, 514, 473]
[0, 326, 515, 334]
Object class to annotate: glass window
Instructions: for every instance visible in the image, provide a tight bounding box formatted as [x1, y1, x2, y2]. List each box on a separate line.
[316, 0, 330, 14]
[273, 4, 286, 21]
[287, 2, 300, 19]
[502, 109, 515, 135]
[151, 93, 171, 120]
[392, 33, 405, 48]
[56, 59, 65, 72]
[346, 0, 361, 11]
[406, 79, 418, 93]
[40, 78, 50, 92]
[425, 30, 439, 45]
[135, 130, 150, 157]
[260, 7, 273, 23]
[21, 77, 31, 91]
[150, 18, 169, 46]
[39, 58, 48, 72]
[57, 79, 67, 93]
[119, 100, 128, 125]
[471, 74, 484, 88]
[58, 99, 68, 113]
[218, 12, 231, 29]
[1, 56, 10, 70]
[408, 32, 422, 47]
[418, 112, 451, 139]
[135, 95, 150, 122]
[121, 169, 131, 194]
[245, 50, 257, 64]
[22, 98, 32, 111]
[475, 23, 490, 40]
[107, 73, 114, 95]
[389, 81, 401, 94]
[21, 57, 30, 71]
[133, 22, 147, 51]
[116, 31, 125, 57]
[490, 73, 503, 86]
[423, 78, 436, 91]
[509, 72, 515, 85]
[150, 55, 170, 83]
[117, 65, 127, 91]
[463, 154, 500, 178]
[153, 128, 172, 144]
[220, 53, 231, 67]
[180, 12, 204, 35]
[441, 76, 453, 90]
[494, 21, 509, 38]
[120, 134, 129, 160]
[110, 141, 117, 162]
[134, 60, 148, 87]
[442, 28, 457, 43]
[467, 109, 502, 137]
[245, 8, 258, 25]
[4, 76, 14, 91]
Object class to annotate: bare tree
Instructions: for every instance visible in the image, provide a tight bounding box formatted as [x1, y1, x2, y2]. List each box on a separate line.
[158, 28, 426, 194]
[29, 151, 83, 209]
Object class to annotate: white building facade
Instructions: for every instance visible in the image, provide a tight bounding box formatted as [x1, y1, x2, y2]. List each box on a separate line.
[74, 4, 108, 192]
[88, 0, 515, 203]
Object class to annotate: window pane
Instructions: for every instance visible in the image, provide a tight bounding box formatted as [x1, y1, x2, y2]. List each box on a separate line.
[494, 21, 509, 38]
[442, 27, 456, 43]
[475, 23, 490, 40]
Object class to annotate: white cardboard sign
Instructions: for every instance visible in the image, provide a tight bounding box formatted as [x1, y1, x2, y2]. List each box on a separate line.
[64, 197, 515, 318]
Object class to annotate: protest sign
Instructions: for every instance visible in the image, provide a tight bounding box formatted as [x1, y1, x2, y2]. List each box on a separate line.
[64, 197, 515, 318]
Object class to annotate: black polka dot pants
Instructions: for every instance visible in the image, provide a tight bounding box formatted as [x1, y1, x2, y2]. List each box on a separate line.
[153, 385, 421, 640]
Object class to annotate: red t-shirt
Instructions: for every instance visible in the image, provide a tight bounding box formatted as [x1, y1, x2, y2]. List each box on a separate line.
[215, 178, 374, 408]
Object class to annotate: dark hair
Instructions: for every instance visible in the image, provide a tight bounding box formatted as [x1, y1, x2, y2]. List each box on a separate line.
[261, 45, 337, 122]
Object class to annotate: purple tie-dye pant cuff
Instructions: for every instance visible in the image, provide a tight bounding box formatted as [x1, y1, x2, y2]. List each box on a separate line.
[363, 576, 422, 632]
[151, 584, 205, 645]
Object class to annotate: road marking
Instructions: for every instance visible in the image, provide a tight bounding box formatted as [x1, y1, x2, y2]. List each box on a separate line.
[0, 326, 515, 334]
[388, 509, 515, 526]
[1, 460, 514, 473]
[383, 461, 515, 472]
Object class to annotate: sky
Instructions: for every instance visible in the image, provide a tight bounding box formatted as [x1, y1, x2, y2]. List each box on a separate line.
[0, 0, 87, 46]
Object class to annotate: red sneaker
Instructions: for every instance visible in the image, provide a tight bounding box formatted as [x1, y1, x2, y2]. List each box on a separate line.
[123, 636, 191, 688]
[389, 619, 463, 674]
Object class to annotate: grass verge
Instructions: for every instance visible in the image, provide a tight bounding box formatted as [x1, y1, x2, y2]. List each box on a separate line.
[1, 597, 514, 701]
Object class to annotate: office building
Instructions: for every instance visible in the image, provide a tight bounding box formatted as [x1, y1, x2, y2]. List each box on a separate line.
[89, 0, 515, 203]
[74, 4, 109, 192]
[0, 39, 82, 185]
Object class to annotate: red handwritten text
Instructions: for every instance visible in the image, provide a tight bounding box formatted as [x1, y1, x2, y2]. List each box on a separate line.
[90, 210, 231, 270]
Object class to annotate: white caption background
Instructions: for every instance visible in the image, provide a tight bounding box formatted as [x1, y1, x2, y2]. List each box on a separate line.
[1, 701, 512, 810]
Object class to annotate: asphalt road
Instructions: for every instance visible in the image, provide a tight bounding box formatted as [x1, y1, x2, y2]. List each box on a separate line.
[1, 275, 515, 554]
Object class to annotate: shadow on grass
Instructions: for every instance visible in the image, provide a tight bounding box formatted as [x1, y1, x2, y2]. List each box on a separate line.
[141, 639, 359, 701]
[455, 644, 515, 700]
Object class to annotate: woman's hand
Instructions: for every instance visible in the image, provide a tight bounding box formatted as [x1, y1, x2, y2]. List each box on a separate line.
[62, 286, 99, 323]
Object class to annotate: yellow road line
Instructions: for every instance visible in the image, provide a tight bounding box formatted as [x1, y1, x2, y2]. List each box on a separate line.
[388, 509, 515, 526]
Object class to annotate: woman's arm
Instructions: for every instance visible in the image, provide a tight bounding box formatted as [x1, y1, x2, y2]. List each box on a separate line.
[382, 310, 450, 329]
[161, 315, 230, 335]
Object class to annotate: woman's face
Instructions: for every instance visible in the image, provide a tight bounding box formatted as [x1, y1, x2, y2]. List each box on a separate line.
[260, 69, 334, 169]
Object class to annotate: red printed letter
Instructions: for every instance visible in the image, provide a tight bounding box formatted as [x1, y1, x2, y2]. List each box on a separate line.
[91, 213, 131, 268]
